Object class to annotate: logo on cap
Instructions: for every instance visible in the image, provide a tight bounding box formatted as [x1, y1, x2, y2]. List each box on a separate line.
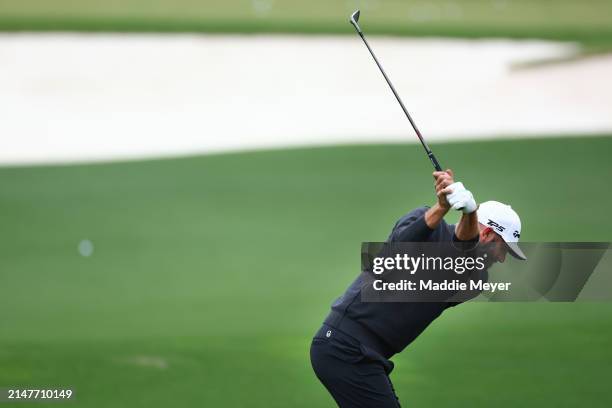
[486, 219, 506, 233]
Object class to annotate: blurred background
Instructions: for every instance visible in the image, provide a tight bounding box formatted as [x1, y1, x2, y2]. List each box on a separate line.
[1, 1, 611, 407]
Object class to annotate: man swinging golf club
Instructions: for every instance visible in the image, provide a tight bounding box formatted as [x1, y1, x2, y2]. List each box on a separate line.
[309, 10, 526, 406]
[310, 170, 526, 407]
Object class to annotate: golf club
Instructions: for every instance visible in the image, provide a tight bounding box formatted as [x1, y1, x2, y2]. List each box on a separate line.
[349, 9, 443, 172]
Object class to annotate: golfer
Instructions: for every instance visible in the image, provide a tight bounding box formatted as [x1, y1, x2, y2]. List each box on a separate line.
[310, 169, 526, 407]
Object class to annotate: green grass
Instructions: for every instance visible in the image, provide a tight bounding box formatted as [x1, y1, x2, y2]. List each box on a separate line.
[1, 135, 612, 407]
[1, 0, 612, 48]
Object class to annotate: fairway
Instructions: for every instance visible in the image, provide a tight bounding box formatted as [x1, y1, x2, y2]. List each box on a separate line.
[1, 135, 611, 407]
[1, 0, 612, 51]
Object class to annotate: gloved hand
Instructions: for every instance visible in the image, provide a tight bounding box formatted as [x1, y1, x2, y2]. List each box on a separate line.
[445, 182, 477, 214]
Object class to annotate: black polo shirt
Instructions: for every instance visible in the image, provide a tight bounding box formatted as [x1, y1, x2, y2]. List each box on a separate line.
[323, 206, 484, 358]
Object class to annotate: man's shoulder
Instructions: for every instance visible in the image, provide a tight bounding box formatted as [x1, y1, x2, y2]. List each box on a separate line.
[396, 206, 429, 222]
[391, 206, 453, 240]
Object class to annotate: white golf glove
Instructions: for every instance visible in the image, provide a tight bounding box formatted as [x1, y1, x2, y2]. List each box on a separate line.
[446, 182, 477, 214]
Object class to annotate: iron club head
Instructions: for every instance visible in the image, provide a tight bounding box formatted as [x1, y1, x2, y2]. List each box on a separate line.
[350, 10, 362, 33]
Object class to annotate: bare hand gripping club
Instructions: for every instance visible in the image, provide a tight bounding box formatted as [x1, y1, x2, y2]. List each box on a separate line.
[349, 10, 443, 172]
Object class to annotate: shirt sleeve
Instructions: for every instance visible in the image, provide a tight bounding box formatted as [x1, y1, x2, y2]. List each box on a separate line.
[451, 231, 480, 252]
[388, 206, 435, 242]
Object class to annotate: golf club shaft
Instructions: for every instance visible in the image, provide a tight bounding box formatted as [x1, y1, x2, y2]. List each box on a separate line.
[353, 27, 443, 171]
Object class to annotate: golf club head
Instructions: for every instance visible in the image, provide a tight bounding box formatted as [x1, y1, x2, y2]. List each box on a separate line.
[350, 10, 362, 33]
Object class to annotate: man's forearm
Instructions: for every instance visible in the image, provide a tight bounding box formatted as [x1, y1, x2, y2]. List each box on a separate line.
[455, 211, 479, 241]
[424, 203, 449, 229]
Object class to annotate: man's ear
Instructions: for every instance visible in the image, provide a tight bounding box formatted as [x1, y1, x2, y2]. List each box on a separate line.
[480, 226, 495, 242]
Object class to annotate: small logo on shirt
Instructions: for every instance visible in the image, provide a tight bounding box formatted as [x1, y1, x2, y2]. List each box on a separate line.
[326, 330, 332, 338]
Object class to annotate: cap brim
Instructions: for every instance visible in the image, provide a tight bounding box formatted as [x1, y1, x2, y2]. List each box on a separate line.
[505, 241, 527, 260]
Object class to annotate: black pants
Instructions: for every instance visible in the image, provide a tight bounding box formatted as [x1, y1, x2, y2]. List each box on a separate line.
[310, 325, 401, 408]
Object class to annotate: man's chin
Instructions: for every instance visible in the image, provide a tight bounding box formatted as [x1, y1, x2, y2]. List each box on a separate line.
[484, 256, 498, 269]
[475, 243, 497, 268]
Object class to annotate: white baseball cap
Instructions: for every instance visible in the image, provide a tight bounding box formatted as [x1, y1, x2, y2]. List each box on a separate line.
[477, 200, 526, 260]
